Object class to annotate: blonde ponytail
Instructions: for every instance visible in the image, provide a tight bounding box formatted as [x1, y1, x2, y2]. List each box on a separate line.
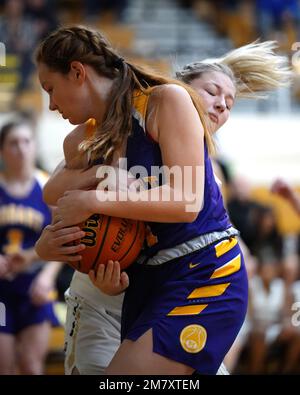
[177, 41, 292, 99]
[220, 41, 292, 98]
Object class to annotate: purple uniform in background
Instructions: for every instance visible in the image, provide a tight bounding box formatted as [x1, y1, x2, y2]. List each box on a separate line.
[0, 170, 58, 334]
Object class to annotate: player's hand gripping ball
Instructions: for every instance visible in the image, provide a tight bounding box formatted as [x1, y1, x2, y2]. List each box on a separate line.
[68, 167, 146, 273]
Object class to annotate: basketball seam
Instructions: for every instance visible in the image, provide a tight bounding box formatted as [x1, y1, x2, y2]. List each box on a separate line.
[91, 216, 112, 270]
[118, 221, 141, 263]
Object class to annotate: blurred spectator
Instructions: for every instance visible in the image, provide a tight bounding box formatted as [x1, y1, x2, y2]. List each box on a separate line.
[247, 243, 300, 374]
[0, 117, 61, 374]
[271, 178, 300, 215]
[25, 0, 58, 41]
[84, 0, 128, 23]
[248, 257, 285, 373]
[251, 206, 283, 262]
[0, 0, 39, 92]
[255, 0, 300, 40]
[271, 178, 300, 288]
[227, 175, 265, 254]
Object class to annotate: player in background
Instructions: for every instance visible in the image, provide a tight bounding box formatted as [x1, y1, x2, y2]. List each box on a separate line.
[0, 119, 61, 374]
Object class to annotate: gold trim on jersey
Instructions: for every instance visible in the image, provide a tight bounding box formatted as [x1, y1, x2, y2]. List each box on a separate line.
[84, 89, 152, 140]
[85, 118, 97, 138]
[132, 89, 153, 131]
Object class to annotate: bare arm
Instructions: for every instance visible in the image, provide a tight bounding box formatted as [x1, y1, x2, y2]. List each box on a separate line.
[43, 164, 99, 206]
[7, 247, 42, 275]
[36, 122, 98, 261]
[29, 261, 63, 305]
[43, 124, 99, 205]
[54, 85, 205, 226]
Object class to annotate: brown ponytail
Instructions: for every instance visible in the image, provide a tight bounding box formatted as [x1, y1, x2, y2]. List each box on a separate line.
[36, 25, 213, 163]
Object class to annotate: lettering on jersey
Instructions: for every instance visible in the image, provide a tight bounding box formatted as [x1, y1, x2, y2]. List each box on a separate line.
[0, 204, 44, 232]
[180, 324, 207, 354]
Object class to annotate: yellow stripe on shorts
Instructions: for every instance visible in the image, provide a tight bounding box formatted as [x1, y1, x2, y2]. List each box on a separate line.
[210, 254, 241, 279]
[215, 237, 238, 257]
[187, 283, 230, 299]
[167, 304, 208, 316]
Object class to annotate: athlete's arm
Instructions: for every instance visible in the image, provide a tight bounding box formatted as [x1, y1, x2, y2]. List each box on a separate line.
[54, 85, 205, 227]
[43, 124, 99, 205]
[7, 247, 41, 274]
[29, 261, 63, 305]
[0, 254, 10, 279]
[43, 165, 99, 206]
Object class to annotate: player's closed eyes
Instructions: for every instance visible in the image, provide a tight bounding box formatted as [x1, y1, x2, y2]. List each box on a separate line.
[206, 90, 216, 96]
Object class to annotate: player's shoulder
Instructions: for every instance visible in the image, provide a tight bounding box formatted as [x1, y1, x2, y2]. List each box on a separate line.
[63, 123, 86, 146]
[149, 84, 193, 118]
[152, 83, 191, 102]
[63, 121, 91, 157]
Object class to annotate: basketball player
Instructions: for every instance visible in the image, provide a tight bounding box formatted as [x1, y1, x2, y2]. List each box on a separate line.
[0, 119, 60, 374]
[35, 26, 290, 374]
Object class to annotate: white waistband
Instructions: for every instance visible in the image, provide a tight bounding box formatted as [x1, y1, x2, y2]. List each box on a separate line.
[137, 227, 239, 266]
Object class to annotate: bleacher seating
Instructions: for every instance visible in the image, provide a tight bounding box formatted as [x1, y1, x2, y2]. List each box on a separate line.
[0, 54, 20, 112]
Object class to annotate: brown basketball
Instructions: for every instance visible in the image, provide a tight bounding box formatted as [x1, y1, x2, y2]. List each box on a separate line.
[68, 214, 145, 274]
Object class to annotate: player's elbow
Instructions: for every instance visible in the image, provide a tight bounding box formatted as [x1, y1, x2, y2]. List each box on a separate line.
[175, 209, 198, 223]
[180, 197, 203, 223]
[176, 211, 198, 223]
[182, 210, 199, 223]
